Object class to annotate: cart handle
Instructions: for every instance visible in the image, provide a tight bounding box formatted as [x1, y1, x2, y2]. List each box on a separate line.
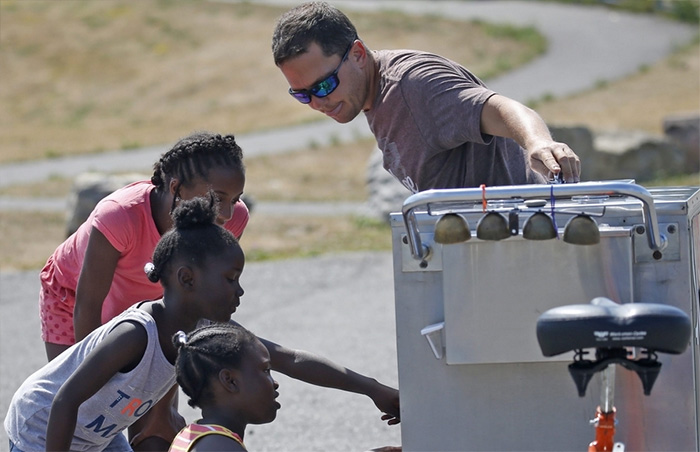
[402, 181, 668, 262]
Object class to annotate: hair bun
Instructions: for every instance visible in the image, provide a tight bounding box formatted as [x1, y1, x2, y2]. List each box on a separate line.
[171, 192, 218, 229]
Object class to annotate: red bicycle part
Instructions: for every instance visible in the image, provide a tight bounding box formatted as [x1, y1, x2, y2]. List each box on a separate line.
[588, 406, 616, 452]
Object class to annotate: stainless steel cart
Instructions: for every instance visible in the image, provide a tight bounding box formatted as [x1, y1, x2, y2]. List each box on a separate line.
[390, 181, 700, 451]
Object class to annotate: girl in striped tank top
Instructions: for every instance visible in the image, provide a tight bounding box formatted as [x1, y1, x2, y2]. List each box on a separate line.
[169, 323, 280, 451]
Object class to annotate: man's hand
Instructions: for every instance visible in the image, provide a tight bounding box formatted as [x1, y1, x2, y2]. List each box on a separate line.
[528, 140, 581, 183]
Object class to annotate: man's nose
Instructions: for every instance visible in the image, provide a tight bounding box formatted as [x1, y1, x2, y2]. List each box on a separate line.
[309, 95, 328, 110]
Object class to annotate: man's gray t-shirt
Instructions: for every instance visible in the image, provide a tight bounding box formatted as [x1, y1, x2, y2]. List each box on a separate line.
[365, 49, 546, 193]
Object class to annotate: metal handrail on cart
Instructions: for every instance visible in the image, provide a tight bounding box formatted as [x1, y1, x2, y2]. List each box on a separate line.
[402, 181, 668, 264]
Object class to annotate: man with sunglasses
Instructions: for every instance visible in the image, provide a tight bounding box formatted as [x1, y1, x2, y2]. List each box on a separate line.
[272, 2, 581, 193]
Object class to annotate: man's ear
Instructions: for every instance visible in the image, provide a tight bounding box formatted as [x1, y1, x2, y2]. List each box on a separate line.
[219, 369, 240, 393]
[176, 265, 195, 290]
[353, 39, 368, 67]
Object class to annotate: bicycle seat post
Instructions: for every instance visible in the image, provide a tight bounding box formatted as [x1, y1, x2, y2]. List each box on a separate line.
[588, 365, 617, 452]
[601, 364, 615, 414]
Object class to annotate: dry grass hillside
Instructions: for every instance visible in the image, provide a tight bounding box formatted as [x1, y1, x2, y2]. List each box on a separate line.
[0, 0, 549, 269]
[0, 1, 698, 270]
[534, 39, 700, 135]
[0, 0, 544, 163]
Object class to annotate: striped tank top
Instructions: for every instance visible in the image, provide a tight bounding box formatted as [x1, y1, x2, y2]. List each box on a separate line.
[169, 423, 245, 451]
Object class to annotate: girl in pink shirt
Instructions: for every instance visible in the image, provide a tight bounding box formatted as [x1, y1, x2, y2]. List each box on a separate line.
[38, 131, 249, 449]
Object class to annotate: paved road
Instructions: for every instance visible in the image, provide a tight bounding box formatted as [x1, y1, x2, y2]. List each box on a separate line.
[1, 2, 697, 451]
[0, 116, 373, 191]
[0, 253, 401, 451]
[245, 0, 697, 101]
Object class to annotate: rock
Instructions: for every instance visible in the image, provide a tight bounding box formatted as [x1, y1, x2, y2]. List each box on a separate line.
[65, 172, 146, 237]
[594, 130, 687, 181]
[364, 121, 698, 212]
[550, 124, 695, 182]
[663, 113, 699, 173]
[365, 145, 412, 222]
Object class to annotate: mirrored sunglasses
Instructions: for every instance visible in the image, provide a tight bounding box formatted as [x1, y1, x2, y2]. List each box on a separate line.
[288, 42, 353, 104]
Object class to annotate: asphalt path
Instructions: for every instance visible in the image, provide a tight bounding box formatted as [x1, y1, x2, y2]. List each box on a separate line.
[0, 252, 400, 451]
[239, 0, 697, 101]
[1, 1, 697, 450]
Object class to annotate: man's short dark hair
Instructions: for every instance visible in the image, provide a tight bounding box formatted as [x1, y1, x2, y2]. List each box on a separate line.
[272, 1, 358, 66]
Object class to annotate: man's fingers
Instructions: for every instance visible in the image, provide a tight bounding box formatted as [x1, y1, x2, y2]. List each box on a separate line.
[552, 146, 580, 182]
[533, 144, 581, 183]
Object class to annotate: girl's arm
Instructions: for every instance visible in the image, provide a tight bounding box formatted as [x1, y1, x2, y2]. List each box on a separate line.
[192, 435, 246, 452]
[253, 334, 400, 424]
[46, 321, 148, 451]
[74, 227, 121, 341]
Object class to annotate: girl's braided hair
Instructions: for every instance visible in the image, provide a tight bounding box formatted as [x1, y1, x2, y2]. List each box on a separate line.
[144, 192, 238, 284]
[151, 131, 244, 200]
[172, 323, 260, 408]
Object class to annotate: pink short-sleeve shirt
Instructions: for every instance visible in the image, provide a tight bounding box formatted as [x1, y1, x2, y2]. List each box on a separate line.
[39, 180, 249, 345]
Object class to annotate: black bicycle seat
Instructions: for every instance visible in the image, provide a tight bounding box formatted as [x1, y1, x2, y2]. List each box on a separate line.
[536, 297, 691, 396]
[536, 297, 691, 358]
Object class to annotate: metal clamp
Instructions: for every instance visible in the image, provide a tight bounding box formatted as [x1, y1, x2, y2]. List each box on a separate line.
[402, 181, 668, 262]
[421, 322, 445, 359]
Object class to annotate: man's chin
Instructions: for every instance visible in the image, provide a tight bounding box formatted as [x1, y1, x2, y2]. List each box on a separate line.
[327, 112, 354, 124]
